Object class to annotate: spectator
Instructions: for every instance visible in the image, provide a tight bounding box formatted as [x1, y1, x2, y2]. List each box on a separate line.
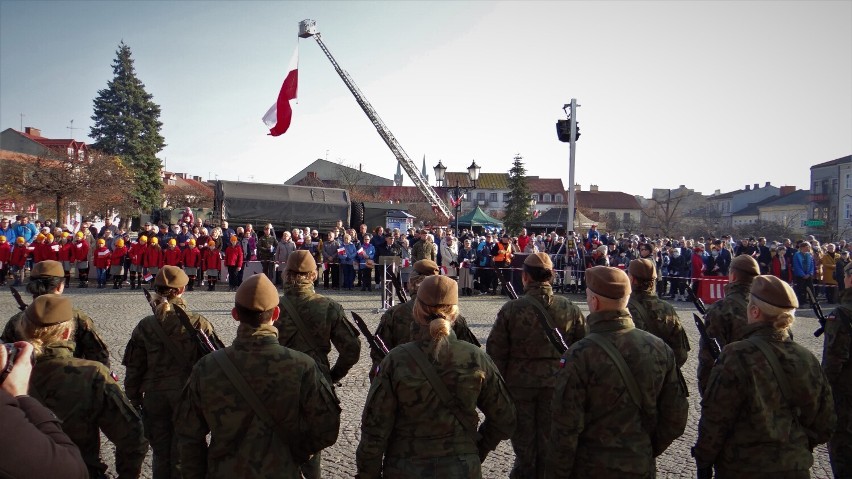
[357, 234, 376, 291]
[340, 234, 357, 290]
[822, 243, 838, 303]
[180, 207, 194, 226]
[322, 231, 341, 290]
[275, 232, 296, 287]
[12, 215, 38, 244]
[793, 242, 815, 302]
[0, 217, 13, 240]
[439, 235, 459, 278]
[98, 217, 118, 238]
[221, 220, 235, 244]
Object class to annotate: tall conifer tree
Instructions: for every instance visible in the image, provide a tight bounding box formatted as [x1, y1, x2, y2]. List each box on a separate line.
[90, 42, 165, 211]
[504, 154, 531, 235]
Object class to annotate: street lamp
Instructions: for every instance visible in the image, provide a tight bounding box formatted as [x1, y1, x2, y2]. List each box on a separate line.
[434, 160, 480, 235]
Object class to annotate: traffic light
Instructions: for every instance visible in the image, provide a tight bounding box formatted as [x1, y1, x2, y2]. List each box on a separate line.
[556, 119, 580, 142]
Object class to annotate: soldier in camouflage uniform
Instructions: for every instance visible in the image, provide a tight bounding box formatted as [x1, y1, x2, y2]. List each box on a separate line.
[697, 254, 760, 397]
[357, 275, 516, 478]
[18, 295, 148, 479]
[486, 252, 585, 479]
[823, 261, 852, 478]
[256, 223, 278, 281]
[275, 250, 360, 478]
[175, 274, 341, 478]
[693, 275, 836, 479]
[549, 266, 688, 478]
[123, 266, 224, 479]
[370, 259, 480, 377]
[627, 258, 690, 368]
[1, 260, 111, 367]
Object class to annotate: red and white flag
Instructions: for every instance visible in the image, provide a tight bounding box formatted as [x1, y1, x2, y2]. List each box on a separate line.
[263, 47, 299, 137]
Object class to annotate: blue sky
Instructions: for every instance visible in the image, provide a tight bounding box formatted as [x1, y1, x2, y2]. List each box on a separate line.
[1, 1, 850, 197]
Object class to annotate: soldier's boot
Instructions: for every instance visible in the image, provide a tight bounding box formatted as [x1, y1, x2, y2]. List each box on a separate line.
[187, 276, 195, 291]
[64, 273, 71, 288]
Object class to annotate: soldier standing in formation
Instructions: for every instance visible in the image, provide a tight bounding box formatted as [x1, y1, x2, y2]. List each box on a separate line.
[627, 258, 691, 368]
[123, 266, 224, 479]
[486, 252, 586, 479]
[823, 261, 852, 478]
[1, 259, 111, 367]
[274, 250, 361, 478]
[175, 274, 341, 478]
[356, 275, 516, 478]
[17, 295, 148, 479]
[693, 275, 836, 478]
[549, 266, 688, 478]
[697, 255, 761, 396]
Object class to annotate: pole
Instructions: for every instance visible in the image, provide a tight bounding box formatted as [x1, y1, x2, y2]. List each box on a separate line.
[567, 98, 578, 235]
[455, 181, 461, 235]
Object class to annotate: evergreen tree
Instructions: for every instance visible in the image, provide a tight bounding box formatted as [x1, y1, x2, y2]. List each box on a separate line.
[90, 42, 165, 211]
[504, 154, 532, 235]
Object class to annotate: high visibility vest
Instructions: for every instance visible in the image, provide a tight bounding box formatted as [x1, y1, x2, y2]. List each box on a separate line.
[494, 242, 512, 263]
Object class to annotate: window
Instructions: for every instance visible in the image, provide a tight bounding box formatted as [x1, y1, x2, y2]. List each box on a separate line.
[813, 182, 819, 193]
[476, 192, 485, 200]
[623, 212, 630, 222]
[846, 174, 851, 190]
[543, 193, 552, 202]
[532, 194, 539, 202]
[555, 193, 564, 202]
[489, 192, 498, 202]
[845, 202, 851, 220]
[503, 193, 511, 202]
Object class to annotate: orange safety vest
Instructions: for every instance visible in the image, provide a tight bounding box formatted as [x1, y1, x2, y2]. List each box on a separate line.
[494, 242, 513, 264]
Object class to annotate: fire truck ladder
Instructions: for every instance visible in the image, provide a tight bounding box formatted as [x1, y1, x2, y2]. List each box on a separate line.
[298, 19, 452, 219]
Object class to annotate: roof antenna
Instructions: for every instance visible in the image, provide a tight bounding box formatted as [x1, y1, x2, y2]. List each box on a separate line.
[66, 119, 81, 138]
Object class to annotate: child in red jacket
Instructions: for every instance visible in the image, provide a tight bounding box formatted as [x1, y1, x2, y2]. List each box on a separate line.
[224, 235, 244, 292]
[8, 237, 30, 286]
[57, 232, 74, 288]
[144, 237, 164, 284]
[110, 238, 128, 289]
[202, 240, 221, 291]
[73, 231, 90, 288]
[163, 238, 182, 267]
[181, 238, 202, 291]
[128, 235, 147, 289]
[93, 238, 111, 288]
[0, 235, 11, 286]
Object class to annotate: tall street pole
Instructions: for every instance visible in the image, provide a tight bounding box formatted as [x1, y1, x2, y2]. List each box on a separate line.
[567, 98, 578, 235]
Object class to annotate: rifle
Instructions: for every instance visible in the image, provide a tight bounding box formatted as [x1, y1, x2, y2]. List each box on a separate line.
[174, 304, 222, 355]
[808, 287, 828, 337]
[9, 286, 27, 311]
[693, 313, 721, 361]
[351, 311, 389, 358]
[506, 282, 568, 354]
[684, 284, 707, 316]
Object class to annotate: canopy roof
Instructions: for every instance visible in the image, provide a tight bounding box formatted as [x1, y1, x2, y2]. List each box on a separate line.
[456, 206, 503, 228]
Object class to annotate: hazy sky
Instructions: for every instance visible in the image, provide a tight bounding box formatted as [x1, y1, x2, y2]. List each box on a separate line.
[1, 1, 850, 198]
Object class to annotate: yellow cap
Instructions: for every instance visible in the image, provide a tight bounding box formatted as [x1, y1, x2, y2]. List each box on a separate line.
[168, 238, 176, 246]
[97, 239, 106, 246]
[116, 238, 125, 247]
[150, 237, 159, 245]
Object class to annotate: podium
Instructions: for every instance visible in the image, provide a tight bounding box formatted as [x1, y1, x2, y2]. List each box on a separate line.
[378, 256, 402, 312]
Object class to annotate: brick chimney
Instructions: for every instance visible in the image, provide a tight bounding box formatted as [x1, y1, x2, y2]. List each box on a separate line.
[24, 127, 41, 137]
[590, 184, 599, 192]
[753, 183, 759, 190]
[574, 184, 581, 192]
[765, 181, 771, 188]
[780, 185, 796, 196]
[745, 185, 751, 191]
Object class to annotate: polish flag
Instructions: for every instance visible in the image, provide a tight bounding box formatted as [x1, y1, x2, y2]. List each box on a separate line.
[263, 47, 299, 137]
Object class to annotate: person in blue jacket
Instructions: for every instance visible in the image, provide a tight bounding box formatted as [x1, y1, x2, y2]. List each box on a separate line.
[357, 234, 376, 292]
[339, 234, 358, 290]
[792, 241, 815, 302]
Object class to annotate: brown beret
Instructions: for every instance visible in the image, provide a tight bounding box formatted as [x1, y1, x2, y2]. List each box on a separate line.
[235, 274, 279, 312]
[24, 295, 73, 327]
[413, 259, 440, 276]
[416, 275, 458, 307]
[731, 255, 760, 276]
[31, 260, 64, 279]
[586, 266, 631, 300]
[524, 252, 553, 270]
[751, 275, 798, 309]
[154, 265, 189, 288]
[286, 250, 316, 273]
[628, 258, 657, 280]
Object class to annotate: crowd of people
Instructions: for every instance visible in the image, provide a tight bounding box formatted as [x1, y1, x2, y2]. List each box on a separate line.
[0, 210, 849, 479]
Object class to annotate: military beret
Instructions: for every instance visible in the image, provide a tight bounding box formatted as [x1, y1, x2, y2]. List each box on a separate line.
[586, 266, 631, 300]
[154, 265, 189, 288]
[235, 274, 279, 312]
[524, 252, 553, 270]
[31, 260, 65, 279]
[731, 255, 760, 276]
[24, 295, 73, 327]
[413, 259, 440, 276]
[751, 275, 798, 309]
[286, 250, 316, 273]
[416, 275, 458, 307]
[628, 258, 657, 280]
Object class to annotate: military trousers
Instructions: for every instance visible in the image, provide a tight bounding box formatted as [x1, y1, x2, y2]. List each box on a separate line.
[301, 450, 322, 479]
[143, 389, 182, 479]
[383, 453, 481, 479]
[829, 394, 851, 479]
[509, 386, 553, 479]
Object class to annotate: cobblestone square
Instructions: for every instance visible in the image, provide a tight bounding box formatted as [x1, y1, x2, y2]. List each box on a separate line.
[0, 286, 833, 478]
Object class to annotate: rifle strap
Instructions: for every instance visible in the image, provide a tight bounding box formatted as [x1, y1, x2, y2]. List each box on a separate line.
[585, 333, 644, 413]
[280, 297, 320, 353]
[211, 349, 289, 449]
[627, 296, 651, 329]
[746, 337, 798, 415]
[521, 296, 564, 354]
[148, 314, 192, 372]
[400, 342, 482, 444]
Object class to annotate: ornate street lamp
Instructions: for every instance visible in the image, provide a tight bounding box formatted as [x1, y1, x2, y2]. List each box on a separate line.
[434, 160, 480, 234]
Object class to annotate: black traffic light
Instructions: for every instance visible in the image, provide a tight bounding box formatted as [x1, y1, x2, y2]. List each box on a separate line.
[556, 119, 580, 143]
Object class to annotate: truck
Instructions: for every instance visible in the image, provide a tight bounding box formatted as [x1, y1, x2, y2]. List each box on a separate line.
[213, 180, 353, 231]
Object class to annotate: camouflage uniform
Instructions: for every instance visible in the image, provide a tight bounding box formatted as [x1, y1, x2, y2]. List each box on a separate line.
[697, 281, 751, 397]
[123, 297, 222, 479]
[370, 299, 479, 371]
[356, 331, 517, 478]
[411, 239, 435, 262]
[275, 282, 360, 478]
[3, 308, 111, 367]
[549, 309, 689, 478]
[628, 290, 690, 368]
[486, 282, 586, 479]
[823, 288, 852, 478]
[31, 341, 148, 478]
[694, 323, 836, 478]
[175, 323, 342, 479]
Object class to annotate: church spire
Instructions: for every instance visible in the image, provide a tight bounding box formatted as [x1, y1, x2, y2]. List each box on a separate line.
[394, 162, 403, 186]
[421, 155, 429, 184]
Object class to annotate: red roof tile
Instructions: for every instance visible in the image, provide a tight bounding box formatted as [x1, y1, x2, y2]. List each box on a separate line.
[575, 190, 641, 210]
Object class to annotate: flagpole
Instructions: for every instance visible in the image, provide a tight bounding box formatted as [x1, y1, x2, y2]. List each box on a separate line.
[566, 98, 578, 235]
